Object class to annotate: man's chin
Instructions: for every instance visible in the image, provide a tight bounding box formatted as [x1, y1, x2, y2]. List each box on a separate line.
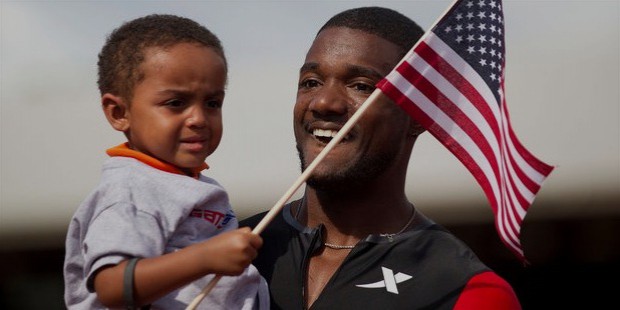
[306, 170, 365, 193]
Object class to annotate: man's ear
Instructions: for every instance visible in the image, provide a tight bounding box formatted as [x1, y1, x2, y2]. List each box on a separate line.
[408, 120, 426, 137]
[101, 93, 130, 132]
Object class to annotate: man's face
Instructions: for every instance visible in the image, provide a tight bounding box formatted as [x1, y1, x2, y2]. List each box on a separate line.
[294, 27, 414, 190]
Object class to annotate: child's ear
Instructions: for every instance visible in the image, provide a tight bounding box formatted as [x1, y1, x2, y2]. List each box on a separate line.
[102, 93, 130, 132]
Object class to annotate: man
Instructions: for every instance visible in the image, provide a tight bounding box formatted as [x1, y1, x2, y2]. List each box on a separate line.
[241, 6, 521, 309]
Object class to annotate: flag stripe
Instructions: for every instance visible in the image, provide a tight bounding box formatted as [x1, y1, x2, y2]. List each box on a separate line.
[411, 41, 502, 168]
[501, 106, 548, 199]
[393, 38, 505, 207]
[503, 104, 554, 182]
[423, 35, 502, 137]
[387, 70, 500, 208]
[396, 51, 502, 187]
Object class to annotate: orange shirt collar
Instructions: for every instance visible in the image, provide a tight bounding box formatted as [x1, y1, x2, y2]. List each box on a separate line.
[106, 143, 209, 179]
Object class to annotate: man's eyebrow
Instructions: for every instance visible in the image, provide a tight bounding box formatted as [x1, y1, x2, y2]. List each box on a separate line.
[299, 62, 384, 80]
[347, 65, 384, 80]
[299, 62, 319, 74]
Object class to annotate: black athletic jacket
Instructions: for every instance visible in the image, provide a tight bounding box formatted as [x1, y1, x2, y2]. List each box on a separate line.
[240, 203, 491, 310]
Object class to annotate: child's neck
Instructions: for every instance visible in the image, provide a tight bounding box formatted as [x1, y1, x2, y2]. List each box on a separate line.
[106, 143, 208, 179]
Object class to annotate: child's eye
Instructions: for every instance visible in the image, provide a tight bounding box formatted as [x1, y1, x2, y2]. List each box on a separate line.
[164, 99, 185, 108]
[205, 100, 223, 109]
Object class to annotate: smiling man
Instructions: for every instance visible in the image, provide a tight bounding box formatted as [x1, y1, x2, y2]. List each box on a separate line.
[241, 6, 521, 310]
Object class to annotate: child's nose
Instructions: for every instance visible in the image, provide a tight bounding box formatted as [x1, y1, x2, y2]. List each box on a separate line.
[186, 106, 207, 128]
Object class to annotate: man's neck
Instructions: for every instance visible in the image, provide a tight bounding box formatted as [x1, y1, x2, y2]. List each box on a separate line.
[302, 189, 413, 239]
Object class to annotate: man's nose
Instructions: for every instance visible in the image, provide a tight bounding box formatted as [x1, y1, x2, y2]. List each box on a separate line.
[308, 83, 350, 116]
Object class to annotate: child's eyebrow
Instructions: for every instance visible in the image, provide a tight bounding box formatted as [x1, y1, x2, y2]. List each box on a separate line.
[158, 88, 226, 97]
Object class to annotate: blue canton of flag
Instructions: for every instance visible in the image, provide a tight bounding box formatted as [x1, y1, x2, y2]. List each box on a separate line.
[435, 0, 505, 104]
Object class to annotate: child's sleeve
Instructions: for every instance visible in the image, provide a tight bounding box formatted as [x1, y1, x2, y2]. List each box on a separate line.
[82, 202, 165, 291]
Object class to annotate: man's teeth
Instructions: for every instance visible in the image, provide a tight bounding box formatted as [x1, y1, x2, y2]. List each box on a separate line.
[313, 128, 338, 138]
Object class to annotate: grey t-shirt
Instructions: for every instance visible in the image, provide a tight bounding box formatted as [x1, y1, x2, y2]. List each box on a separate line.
[63, 157, 268, 309]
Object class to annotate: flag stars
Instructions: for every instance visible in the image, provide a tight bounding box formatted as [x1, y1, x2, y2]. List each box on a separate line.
[435, 0, 507, 96]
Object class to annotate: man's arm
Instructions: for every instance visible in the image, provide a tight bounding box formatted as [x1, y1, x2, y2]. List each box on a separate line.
[453, 271, 522, 310]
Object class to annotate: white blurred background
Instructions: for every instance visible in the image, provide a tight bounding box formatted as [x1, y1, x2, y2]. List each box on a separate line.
[2, 0, 618, 248]
[0, 1, 618, 308]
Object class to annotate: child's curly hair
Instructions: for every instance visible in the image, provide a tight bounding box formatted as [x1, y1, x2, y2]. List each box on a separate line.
[97, 14, 226, 100]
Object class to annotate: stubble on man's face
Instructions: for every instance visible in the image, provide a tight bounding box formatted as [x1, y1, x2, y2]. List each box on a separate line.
[296, 143, 396, 193]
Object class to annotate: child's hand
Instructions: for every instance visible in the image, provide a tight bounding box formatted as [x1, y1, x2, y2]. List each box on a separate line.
[195, 227, 262, 276]
[92, 227, 262, 307]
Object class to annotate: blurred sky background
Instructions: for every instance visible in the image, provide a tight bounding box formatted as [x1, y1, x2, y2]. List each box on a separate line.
[1, 0, 619, 251]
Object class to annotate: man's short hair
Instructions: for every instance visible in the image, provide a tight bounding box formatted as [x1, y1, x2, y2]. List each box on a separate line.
[318, 6, 425, 58]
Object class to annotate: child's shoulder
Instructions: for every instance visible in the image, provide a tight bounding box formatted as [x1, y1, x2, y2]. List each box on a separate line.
[101, 156, 230, 203]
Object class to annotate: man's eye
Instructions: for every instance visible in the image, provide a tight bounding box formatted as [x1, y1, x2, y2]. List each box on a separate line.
[353, 83, 375, 93]
[299, 79, 320, 89]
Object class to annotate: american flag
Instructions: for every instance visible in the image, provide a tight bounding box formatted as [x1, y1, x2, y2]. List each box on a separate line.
[377, 0, 554, 262]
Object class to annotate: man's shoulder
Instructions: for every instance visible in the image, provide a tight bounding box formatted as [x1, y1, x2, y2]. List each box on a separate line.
[403, 224, 492, 276]
[239, 211, 270, 229]
[454, 271, 522, 309]
[240, 208, 297, 246]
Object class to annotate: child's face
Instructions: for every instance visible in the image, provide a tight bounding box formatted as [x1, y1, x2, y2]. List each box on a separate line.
[125, 42, 226, 171]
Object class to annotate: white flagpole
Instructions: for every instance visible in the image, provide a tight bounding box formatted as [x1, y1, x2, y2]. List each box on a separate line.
[185, 89, 384, 310]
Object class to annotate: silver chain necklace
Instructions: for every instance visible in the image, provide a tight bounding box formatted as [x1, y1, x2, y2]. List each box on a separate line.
[323, 207, 417, 250]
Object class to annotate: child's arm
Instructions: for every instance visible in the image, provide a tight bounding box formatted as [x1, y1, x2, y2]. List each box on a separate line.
[92, 226, 262, 307]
